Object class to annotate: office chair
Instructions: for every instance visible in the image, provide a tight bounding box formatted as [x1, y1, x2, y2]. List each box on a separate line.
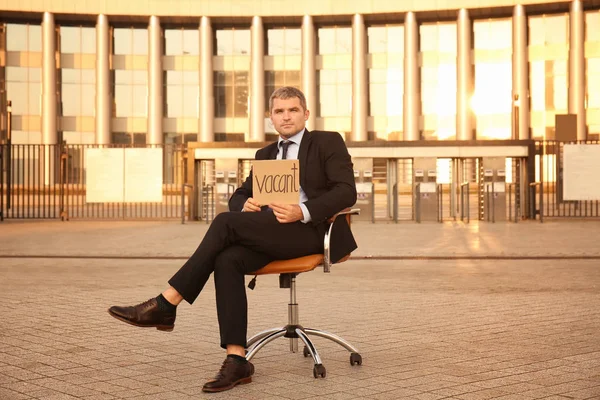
[245, 208, 362, 378]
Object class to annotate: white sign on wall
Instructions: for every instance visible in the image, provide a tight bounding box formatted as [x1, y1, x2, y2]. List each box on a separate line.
[85, 148, 163, 203]
[124, 148, 163, 203]
[563, 144, 600, 201]
[85, 148, 125, 203]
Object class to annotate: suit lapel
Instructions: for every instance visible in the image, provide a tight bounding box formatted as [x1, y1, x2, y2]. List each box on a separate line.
[268, 142, 279, 160]
[298, 129, 312, 187]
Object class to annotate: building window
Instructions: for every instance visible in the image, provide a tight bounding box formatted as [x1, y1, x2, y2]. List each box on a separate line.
[214, 71, 248, 118]
[528, 14, 569, 140]
[112, 27, 148, 145]
[215, 29, 250, 56]
[585, 10, 600, 138]
[420, 22, 457, 141]
[264, 28, 301, 138]
[59, 25, 96, 144]
[213, 28, 250, 142]
[472, 19, 512, 140]
[367, 25, 404, 141]
[317, 26, 351, 136]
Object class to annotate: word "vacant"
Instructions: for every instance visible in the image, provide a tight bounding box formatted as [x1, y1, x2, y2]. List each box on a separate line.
[255, 163, 299, 194]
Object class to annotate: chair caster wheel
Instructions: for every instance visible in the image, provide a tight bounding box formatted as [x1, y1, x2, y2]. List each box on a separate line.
[313, 363, 326, 378]
[303, 346, 310, 358]
[350, 352, 362, 366]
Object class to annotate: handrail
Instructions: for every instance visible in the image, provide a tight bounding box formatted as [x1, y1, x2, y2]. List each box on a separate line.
[181, 183, 194, 224]
[529, 181, 543, 223]
[323, 208, 360, 273]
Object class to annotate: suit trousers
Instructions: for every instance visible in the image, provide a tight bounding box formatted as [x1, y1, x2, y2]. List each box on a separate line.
[168, 211, 323, 348]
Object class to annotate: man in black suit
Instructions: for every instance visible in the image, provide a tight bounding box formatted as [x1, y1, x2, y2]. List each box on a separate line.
[108, 87, 357, 393]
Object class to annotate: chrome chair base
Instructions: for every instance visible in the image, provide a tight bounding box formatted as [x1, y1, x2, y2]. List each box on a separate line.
[245, 325, 362, 378]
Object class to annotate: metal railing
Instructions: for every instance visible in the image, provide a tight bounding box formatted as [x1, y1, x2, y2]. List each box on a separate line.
[529, 182, 543, 223]
[508, 183, 519, 222]
[0, 143, 187, 221]
[414, 183, 421, 223]
[181, 183, 194, 224]
[460, 182, 470, 223]
[437, 183, 443, 223]
[485, 183, 496, 223]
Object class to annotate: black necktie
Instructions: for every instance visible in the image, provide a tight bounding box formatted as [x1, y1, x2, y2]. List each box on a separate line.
[280, 141, 291, 160]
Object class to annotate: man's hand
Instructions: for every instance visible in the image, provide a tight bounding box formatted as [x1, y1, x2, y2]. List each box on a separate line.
[270, 203, 303, 223]
[242, 198, 261, 212]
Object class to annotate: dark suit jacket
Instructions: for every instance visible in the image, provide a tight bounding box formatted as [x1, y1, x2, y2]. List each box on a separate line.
[229, 129, 358, 263]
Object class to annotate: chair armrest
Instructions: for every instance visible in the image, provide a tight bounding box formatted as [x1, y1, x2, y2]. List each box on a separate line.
[323, 208, 360, 273]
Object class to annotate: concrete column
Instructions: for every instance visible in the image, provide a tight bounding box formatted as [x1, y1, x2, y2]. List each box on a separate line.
[199, 16, 214, 142]
[42, 12, 57, 144]
[352, 14, 368, 141]
[96, 14, 111, 144]
[147, 16, 163, 145]
[302, 15, 317, 130]
[250, 16, 265, 142]
[569, 0, 586, 141]
[512, 5, 530, 140]
[456, 9, 473, 141]
[404, 12, 420, 141]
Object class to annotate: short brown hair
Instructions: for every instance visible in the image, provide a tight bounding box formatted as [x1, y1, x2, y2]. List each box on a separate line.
[269, 86, 307, 113]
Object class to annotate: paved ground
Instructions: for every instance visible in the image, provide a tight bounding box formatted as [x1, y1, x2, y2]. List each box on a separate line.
[0, 219, 599, 399]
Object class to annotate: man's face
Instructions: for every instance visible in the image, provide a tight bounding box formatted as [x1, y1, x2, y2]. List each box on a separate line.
[270, 97, 310, 139]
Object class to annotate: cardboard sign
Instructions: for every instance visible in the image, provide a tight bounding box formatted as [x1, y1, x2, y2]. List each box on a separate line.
[252, 160, 300, 205]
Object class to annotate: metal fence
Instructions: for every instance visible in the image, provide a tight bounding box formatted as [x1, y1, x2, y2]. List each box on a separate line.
[533, 140, 600, 219]
[0, 143, 188, 221]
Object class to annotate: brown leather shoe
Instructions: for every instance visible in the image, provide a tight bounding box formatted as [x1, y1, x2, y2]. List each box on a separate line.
[202, 356, 254, 393]
[108, 298, 176, 331]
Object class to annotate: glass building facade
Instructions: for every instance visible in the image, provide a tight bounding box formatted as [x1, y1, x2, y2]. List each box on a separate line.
[59, 25, 96, 144]
[317, 26, 352, 137]
[0, 2, 598, 145]
[420, 22, 457, 141]
[112, 27, 148, 145]
[163, 27, 199, 145]
[528, 14, 569, 140]
[367, 25, 404, 141]
[265, 27, 301, 140]
[4, 23, 42, 144]
[586, 10, 600, 136]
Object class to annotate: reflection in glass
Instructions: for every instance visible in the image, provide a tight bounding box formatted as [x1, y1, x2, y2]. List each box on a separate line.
[420, 23, 457, 140]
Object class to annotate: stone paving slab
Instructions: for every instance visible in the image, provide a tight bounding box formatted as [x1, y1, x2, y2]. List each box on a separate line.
[0, 220, 600, 399]
[1, 219, 600, 258]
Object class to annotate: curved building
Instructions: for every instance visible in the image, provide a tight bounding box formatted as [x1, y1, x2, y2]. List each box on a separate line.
[0, 0, 599, 146]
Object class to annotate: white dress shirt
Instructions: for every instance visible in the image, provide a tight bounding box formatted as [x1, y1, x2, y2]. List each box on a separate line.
[277, 129, 312, 223]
